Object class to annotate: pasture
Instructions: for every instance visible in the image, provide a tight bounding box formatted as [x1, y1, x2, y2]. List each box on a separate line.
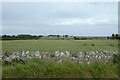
[1, 39, 119, 78]
[2, 39, 118, 52]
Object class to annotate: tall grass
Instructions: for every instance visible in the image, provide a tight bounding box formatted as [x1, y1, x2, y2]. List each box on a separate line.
[2, 59, 118, 78]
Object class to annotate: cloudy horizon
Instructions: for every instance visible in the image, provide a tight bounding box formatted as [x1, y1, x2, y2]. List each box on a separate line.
[2, 2, 118, 36]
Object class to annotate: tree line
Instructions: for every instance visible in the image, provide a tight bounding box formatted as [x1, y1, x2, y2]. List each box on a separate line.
[1, 34, 44, 40]
[0, 34, 120, 40]
[111, 34, 120, 39]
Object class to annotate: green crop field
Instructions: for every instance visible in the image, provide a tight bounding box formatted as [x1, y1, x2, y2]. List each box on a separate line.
[2, 39, 118, 52]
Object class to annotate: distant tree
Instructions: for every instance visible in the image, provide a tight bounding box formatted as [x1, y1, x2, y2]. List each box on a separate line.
[107, 37, 110, 39]
[112, 34, 115, 37]
[17, 34, 32, 40]
[115, 34, 119, 39]
[0, 35, 2, 40]
[56, 35, 60, 37]
[111, 34, 115, 39]
[73, 37, 80, 40]
[38, 35, 44, 38]
[111, 34, 120, 39]
[2, 35, 12, 40]
[65, 35, 68, 38]
[115, 34, 118, 37]
[81, 37, 87, 40]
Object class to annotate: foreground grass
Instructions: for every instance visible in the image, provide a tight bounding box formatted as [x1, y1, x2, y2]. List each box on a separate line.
[2, 59, 118, 78]
[2, 39, 118, 52]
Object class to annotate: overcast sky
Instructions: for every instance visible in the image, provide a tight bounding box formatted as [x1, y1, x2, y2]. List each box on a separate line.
[2, 2, 118, 36]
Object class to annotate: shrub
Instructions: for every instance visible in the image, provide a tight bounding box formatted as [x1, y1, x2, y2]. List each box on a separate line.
[118, 44, 120, 46]
[109, 44, 114, 46]
[91, 44, 95, 46]
[112, 54, 120, 64]
[84, 44, 87, 46]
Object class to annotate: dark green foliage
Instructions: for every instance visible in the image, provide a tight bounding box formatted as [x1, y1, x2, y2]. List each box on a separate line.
[111, 34, 120, 39]
[91, 44, 95, 46]
[118, 44, 120, 46]
[2, 33, 120, 40]
[83, 44, 87, 46]
[112, 54, 120, 64]
[2, 34, 44, 40]
[109, 44, 114, 46]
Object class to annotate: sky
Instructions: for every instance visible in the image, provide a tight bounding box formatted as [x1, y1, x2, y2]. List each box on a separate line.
[1, 0, 119, 2]
[2, 2, 118, 36]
